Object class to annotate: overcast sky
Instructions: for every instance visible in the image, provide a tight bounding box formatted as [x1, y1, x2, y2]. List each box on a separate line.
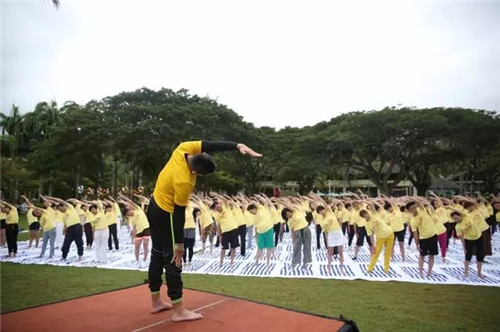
[2, 0, 499, 129]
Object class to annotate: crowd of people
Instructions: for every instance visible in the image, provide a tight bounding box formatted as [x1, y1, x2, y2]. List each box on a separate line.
[1, 191, 499, 279]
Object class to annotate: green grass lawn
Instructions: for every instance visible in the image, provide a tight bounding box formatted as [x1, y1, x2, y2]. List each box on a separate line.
[1, 262, 499, 331]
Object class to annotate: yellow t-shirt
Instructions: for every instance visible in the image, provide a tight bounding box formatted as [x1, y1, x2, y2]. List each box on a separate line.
[232, 206, 247, 227]
[288, 210, 308, 232]
[388, 209, 404, 232]
[200, 205, 214, 228]
[55, 210, 65, 223]
[370, 214, 393, 239]
[269, 205, 281, 225]
[244, 210, 255, 227]
[215, 206, 237, 233]
[496, 211, 500, 222]
[313, 211, 325, 230]
[40, 211, 56, 231]
[432, 207, 447, 235]
[410, 208, 438, 240]
[84, 210, 95, 224]
[322, 211, 340, 232]
[92, 210, 108, 230]
[113, 203, 122, 217]
[75, 204, 85, 216]
[64, 205, 81, 228]
[184, 207, 196, 229]
[255, 205, 273, 233]
[354, 208, 367, 227]
[6, 208, 19, 224]
[0, 211, 6, 220]
[131, 208, 149, 234]
[26, 208, 39, 225]
[106, 210, 117, 226]
[153, 141, 201, 212]
[469, 209, 489, 233]
[457, 214, 482, 240]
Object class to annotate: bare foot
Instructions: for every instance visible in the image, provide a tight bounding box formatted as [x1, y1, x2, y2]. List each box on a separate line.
[478, 274, 485, 279]
[419, 272, 424, 278]
[463, 273, 468, 278]
[327, 266, 332, 275]
[151, 301, 173, 314]
[172, 309, 203, 322]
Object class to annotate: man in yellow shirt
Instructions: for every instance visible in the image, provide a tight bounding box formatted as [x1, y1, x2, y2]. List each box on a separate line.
[45, 196, 84, 261]
[147, 140, 261, 322]
[361, 210, 394, 274]
[0, 200, 19, 257]
[407, 200, 438, 277]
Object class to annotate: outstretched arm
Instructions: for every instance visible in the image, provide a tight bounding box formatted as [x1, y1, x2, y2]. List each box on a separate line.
[201, 141, 262, 157]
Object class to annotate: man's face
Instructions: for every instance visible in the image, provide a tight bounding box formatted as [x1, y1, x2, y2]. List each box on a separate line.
[216, 203, 223, 212]
[452, 214, 462, 222]
[408, 205, 417, 216]
[249, 208, 257, 215]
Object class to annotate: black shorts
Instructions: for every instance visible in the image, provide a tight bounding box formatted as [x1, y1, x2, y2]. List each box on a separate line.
[0, 219, 6, 229]
[419, 234, 438, 256]
[221, 228, 239, 250]
[29, 222, 41, 231]
[136, 228, 151, 238]
[394, 229, 405, 243]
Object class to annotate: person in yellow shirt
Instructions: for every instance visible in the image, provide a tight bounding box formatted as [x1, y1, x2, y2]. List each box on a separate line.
[20, 195, 41, 249]
[283, 201, 312, 268]
[37, 200, 57, 258]
[230, 198, 248, 257]
[249, 202, 274, 267]
[118, 194, 151, 268]
[407, 200, 438, 277]
[193, 197, 216, 255]
[384, 202, 405, 262]
[46, 196, 84, 261]
[0, 200, 19, 257]
[105, 201, 119, 252]
[430, 199, 449, 263]
[183, 205, 197, 266]
[147, 140, 261, 321]
[86, 200, 108, 264]
[317, 205, 344, 274]
[361, 210, 395, 274]
[451, 210, 485, 278]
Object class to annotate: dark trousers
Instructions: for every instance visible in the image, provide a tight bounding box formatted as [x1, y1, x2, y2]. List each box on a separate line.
[183, 238, 195, 263]
[61, 224, 84, 259]
[408, 230, 414, 245]
[348, 225, 355, 247]
[465, 234, 484, 262]
[341, 222, 348, 236]
[238, 225, 247, 256]
[316, 224, 327, 250]
[108, 224, 119, 250]
[273, 223, 281, 247]
[147, 198, 183, 302]
[6, 224, 18, 254]
[84, 223, 93, 247]
[445, 222, 457, 248]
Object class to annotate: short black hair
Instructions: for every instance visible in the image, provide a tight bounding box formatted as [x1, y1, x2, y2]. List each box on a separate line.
[191, 153, 217, 175]
[405, 201, 416, 210]
[316, 205, 325, 213]
[210, 202, 218, 210]
[450, 211, 461, 218]
[58, 203, 65, 209]
[247, 204, 257, 211]
[384, 203, 392, 211]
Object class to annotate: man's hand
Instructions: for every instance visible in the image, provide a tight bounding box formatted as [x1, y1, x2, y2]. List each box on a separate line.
[237, 144, 262, 158]
[171, 244, 184, 268]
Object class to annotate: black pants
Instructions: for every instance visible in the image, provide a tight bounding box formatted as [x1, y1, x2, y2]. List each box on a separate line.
[108, 224, 119, 250]
[465, 234, 485, 262]
[445, 222, 456, 248]
[61, 224, 84, 259]
[341, 222, 348, 236]
[408, 230, 414, 245]
[6, 224, 18, 254]
[147, 198, 183, 302]
[183, 238, 195, 263]
[84, 223, 93, 247]
[273, 223, 281, 247]
[238, 225, 247, 256]
[348, 225, 355, 246]
[316, 224, 327, 250]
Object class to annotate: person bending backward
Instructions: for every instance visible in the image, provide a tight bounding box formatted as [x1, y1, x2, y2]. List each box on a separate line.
[147, 140, 261, 322]
[406, 200, 438, 277]
[21, 195, 41, 249]
[0, 200, 19, 258]
[361, 210, 395, 274]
